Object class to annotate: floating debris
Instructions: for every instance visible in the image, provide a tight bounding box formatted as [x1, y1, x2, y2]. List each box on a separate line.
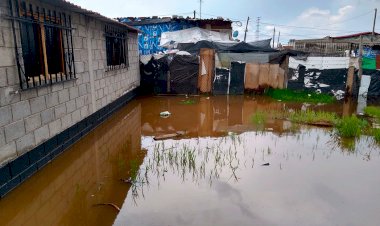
[120, 177, 133, 184]
[160, 111, 171, 118]
[154, 131, 186, 140]
[93, 203, 121, 212]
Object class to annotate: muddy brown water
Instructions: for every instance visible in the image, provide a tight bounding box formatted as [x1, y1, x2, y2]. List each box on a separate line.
[0, 95, 379, 226]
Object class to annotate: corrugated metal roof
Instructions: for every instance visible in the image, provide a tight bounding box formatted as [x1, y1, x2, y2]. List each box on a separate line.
[331, 32, 380, 39]
[41, 0, 140, 32]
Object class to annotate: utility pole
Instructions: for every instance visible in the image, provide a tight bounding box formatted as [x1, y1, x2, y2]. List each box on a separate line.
[272, 27, 276, 48]
[358, 35, 363, 79]
[199, 0, 202, 19]
[244, 16, 250, 42]
[194, 10, 196, 19]
[255, 17, 260, 41]
[372, 8, 377, 42]
[277, 31, 280, 48]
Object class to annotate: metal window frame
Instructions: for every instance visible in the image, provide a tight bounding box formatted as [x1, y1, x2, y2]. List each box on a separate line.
[7, 0, 76, 90]
[105, 24, 129, 71]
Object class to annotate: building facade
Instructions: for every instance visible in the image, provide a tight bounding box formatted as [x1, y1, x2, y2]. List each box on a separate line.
[0, 0, 140, 197]
[289, 32, 380, 58]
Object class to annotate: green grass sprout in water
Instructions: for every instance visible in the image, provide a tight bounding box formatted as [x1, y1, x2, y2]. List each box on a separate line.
[265, 89, 335, 104]
[364, 106, 380, 119]
[180, 99, 196, 105]
[251, 111, 266, 125]
[336, 115, 367, 138]
[288, 110, 338, 125]
[372, 128, 380, 143]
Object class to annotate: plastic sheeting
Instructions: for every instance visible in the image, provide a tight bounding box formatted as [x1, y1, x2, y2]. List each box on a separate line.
[169, 55, 199, 94]
[229, 62, 245, 95]
[213, 68, 229, 95]
[218, 53, 270, 67]
[287, 68, 348, 98]
[160, 27, 232, 48]
[140, 56, 170, 94]
[363, 69, 380, 96]
[177, 40, 277, 54]
[289, 57, 350, 70]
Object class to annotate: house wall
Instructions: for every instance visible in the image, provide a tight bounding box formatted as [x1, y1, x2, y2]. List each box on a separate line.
[0, 0, 140, 168]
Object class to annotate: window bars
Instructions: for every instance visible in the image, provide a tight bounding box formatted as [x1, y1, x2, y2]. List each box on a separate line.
[7, 0, 75, 90]
[105, 25, 129, 71]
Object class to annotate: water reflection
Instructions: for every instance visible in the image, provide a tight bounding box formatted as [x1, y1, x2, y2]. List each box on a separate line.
[115, 129, 380, 226]
[1, 95, 379, 226]
[0, 102, 144, 226]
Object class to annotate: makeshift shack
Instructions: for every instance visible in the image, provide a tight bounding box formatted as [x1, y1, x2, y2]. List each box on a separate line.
[140, 35, 300, 95]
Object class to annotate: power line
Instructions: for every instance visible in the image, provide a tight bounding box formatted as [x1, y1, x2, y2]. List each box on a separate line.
[316, 10, 373, 27]
[260, 21, 364, 33]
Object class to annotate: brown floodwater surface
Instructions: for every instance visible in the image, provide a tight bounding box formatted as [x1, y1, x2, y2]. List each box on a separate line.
[0, 95, 379, 226]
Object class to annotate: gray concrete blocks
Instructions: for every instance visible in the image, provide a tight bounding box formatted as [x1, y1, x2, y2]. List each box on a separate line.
[54, 103, 67, 119]
[61, 114, 72, 130]
[45, 92, 59, 108]
[29, 96, 46, 114]
[66, 99, 76, 113]
[58, 89, 70, 104]
[4, 120, 25, 143]
[0, 141, 16, 166]
[40, 108, 55, 125]
[0, 12, 140, 167]
[0, 106, 12, 127]
[48, 119, 61, 137]
[16, 132, 35, 155]
[11, 100, 31, 121]
[34, 125, 49, 144]
[24, 114, 42, 133]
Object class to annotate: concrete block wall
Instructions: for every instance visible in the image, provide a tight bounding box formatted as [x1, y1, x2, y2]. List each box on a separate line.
[0, 0, 140, 167]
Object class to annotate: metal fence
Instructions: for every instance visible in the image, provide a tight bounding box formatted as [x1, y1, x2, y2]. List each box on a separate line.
[7, 0, 75, 89]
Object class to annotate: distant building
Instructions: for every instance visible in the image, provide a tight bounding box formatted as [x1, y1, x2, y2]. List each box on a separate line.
[118, 16, 233, 55]
[289, 32, 380, 57]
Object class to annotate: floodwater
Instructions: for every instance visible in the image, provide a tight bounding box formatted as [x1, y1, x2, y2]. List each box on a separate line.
[0, 95, 380, 226]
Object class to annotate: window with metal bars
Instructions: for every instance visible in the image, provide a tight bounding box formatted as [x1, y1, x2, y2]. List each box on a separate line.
[105, 25, 129, 71]
[7, 0, 75, 89]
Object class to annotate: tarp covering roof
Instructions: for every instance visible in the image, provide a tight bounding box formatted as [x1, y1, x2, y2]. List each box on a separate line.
[160, 27, 232, 48]
[176, 40, 277, 54]
[247, 39, 272, 48]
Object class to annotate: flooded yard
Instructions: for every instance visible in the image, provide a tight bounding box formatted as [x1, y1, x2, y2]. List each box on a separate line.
[1, 95, 380, 226]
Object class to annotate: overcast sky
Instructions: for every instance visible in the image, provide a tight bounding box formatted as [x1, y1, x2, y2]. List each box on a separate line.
[69, 0, 379, 44]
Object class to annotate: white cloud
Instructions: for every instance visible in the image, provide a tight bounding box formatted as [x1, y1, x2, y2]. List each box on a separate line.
[278, 5, 356, 43]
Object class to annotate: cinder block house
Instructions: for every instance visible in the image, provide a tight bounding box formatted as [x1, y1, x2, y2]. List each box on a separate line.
[0, 0, 140, 197]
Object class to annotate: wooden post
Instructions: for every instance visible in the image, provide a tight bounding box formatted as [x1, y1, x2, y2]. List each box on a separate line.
[358, 35, 363, 79]
[40, 25, 50, 80]
[345, 66, 355, 96]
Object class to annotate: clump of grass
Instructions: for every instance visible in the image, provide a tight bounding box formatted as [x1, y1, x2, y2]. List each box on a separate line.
[265, 89, 335, 104]
[180, 99, 196, 105]
[364, 106, 380, 119]
[288, 110, 338, 125]
[251, 111, 266, 125]
[371, 128, 380, 143]
[336, 115, 367, 138]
